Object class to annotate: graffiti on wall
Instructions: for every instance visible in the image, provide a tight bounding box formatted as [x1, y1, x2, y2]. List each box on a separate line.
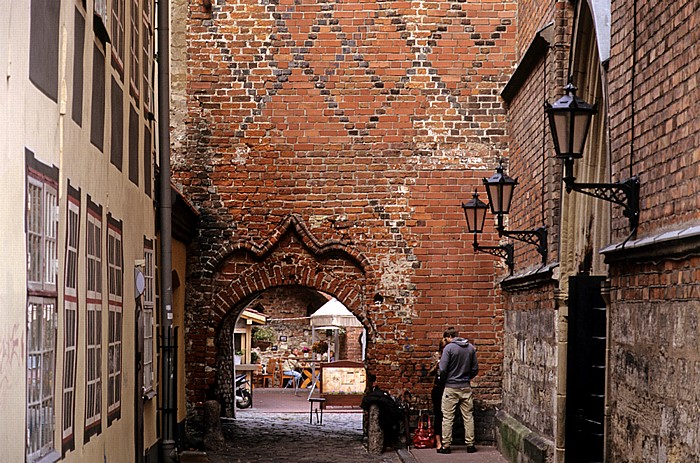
[0, 324, 24, 387]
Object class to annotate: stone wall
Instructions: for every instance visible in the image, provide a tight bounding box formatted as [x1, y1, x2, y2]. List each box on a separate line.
[502, 296, 557, 439]
[607, 258, 700, 461]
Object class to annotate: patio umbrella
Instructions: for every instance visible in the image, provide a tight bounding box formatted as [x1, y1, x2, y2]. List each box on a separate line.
[310, 298, 362, 328]
[309, 298, 363, 362]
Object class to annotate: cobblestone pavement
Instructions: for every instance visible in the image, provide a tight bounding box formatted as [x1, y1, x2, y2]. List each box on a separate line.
[206, 412, 403, 463]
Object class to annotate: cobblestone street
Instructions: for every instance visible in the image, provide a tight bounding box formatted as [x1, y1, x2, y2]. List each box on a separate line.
[180, 390, 508, 463]
[206, 412, 402, 463]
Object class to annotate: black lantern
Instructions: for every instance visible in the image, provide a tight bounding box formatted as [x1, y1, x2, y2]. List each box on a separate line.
[462, 191, 514, 273]
[483, 163, 517, 215]
[462, 191, 488, 234]
[545, 83, 640, 232]
[482, 164, 548, 265]
[545, 83, 597, 159]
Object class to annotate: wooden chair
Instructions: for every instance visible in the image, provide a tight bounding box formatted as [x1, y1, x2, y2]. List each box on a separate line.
[260, 359, 276, 388]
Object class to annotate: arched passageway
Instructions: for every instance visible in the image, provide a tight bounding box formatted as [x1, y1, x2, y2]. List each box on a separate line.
[215, 286, 366, 416]
[185, 215, 378, 416]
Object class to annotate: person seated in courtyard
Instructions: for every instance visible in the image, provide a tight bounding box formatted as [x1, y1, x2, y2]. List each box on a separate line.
[282, 349, 303, 388]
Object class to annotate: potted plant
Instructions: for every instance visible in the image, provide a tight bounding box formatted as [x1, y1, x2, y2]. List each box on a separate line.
[234, 349, 245, 365]
[312, 340, 328, 354]
[252, 326, 276, 350]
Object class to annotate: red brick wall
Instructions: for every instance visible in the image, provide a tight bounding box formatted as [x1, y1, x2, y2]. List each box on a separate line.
[505, 55, 559, 269]
[608, 0, 699, 235]
[515, 0, 555, 58]
[176, 0, 517, 437]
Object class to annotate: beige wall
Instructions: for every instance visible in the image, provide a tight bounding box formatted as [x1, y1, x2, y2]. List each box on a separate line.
[1, 3, 159, 462]
[0, 7, 32, 462]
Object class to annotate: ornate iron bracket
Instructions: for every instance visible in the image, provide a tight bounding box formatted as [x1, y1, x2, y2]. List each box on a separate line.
[499, 226, 548, 265]
[563, 159, 640, 232]
[495, 215, 548, 265]
[472, 235, 514, 273]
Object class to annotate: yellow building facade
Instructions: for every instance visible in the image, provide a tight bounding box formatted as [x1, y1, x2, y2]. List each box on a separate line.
[0, 1, 176, 461]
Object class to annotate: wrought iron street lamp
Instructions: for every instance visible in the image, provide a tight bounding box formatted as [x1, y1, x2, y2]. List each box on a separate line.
[462, 191, 514, 273]
[482, 164, 548, 265]
[546, 84, 640, 232]
[483, 163, 517, 215]
[545, 83, 597, 160]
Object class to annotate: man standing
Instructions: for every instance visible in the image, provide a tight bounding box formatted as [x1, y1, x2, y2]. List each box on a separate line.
[437, 326, 478, 454]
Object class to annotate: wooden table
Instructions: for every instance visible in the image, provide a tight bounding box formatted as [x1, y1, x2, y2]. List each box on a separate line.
[235, 363, 260, 390]
[300, 367, 319, 389]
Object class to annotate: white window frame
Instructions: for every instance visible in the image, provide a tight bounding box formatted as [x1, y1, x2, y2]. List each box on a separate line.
[111, 0, 126, 71]
[141, 1, 153, 111]
[26, 169, 58, 462]
[95, 0, 108, 24]
[142, 241, 155, 393]
[129, 0, 140, 97]
[62, 194, 80, 449]
[26, 298, 58, 463]
[85, 207, 103, 435]
[26, 176, 58, 291]
[107, 221, 123, 422]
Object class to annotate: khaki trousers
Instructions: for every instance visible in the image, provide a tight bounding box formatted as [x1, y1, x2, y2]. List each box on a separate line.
[440, 385, 474, 447]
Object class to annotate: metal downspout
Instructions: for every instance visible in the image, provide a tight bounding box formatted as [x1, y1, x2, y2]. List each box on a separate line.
[157, 0, 176, 460]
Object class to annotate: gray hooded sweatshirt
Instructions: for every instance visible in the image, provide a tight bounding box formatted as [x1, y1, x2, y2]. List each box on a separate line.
[438, 337, 478, 389]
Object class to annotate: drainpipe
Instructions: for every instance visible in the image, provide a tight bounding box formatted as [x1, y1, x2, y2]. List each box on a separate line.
[157, 0, 176, 461]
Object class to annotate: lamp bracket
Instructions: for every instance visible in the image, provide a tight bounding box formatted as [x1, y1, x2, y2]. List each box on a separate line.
[499, 226, 548, 265]
[564, 167, 640, 232]
[472, 236, 514, 273]
[495, 215, 548, 264]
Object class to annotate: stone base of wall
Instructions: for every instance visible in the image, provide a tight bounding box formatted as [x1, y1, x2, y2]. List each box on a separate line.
[496, 410, 553, 463]
[476, 402, 497, 444]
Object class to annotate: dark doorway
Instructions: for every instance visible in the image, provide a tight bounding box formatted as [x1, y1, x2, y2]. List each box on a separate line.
[566, 275, 606, 463]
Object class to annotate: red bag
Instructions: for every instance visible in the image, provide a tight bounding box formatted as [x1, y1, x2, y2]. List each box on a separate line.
[412, 413, 436, 449]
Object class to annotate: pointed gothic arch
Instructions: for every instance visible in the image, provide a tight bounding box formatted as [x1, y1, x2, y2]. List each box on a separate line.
[185, 214, 378, 408]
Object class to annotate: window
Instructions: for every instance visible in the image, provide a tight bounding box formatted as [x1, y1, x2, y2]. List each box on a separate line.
[142, 240, 155, 393]
[26, 155, 59, 462]
[62, 185, 81, 454]
[143, 126, 152, 196]
[72, 8, 86, 126]
[128, 105, 139, 185]
[95, 0, 108, 24]
[29, 0, 60, 101]
[111, 77, 124, 170]
[111, 0, 126, 74]
[107, 217, 123, 424]
[85, 200, 102, 440]
[141, 1, 153, 112]
[94, 0, 110, 44]
[90, 44, 106, 150]
[26, 299, 58, 462]
[129, 0, 140, 98]
[26, 177, 58, 290]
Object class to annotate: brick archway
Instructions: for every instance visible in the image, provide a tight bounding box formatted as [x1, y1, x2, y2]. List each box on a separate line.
[185, 214, 377, 407]
[214, 284, 362, 417]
